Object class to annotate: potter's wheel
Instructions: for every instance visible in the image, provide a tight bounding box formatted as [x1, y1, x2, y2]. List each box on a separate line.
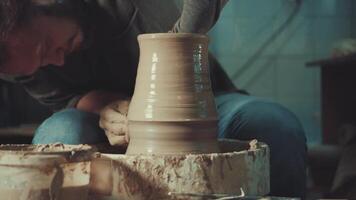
[0, 141, 269, 200]
[89, 139, 270, 200]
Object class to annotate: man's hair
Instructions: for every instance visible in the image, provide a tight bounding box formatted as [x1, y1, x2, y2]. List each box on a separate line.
[0, 0, 31, 40]
[0, 0, 92, 67]
[0, 0, 31, 66]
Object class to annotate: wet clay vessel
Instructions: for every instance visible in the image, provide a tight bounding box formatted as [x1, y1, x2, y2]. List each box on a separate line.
[126, 33, 219, 155]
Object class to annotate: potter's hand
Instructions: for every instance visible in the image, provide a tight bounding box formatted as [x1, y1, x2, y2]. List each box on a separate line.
[99, 100, 130, 146]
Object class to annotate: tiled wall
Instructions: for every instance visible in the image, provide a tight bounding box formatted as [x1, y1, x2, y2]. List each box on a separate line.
[209, 0, 355, 144]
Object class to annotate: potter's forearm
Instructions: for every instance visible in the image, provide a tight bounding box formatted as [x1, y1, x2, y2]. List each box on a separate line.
[172, 0, 229, 33]
[76, 90, 128, 114]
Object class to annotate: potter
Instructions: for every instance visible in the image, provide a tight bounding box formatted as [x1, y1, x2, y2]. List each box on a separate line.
[0, 0, 307, 197]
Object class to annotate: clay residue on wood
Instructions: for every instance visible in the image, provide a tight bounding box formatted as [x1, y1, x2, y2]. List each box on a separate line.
[0, 143, 92, 153]
[34, 143, 91, 152]
[0, 144, 94, 163]
[248, 139, 259, 151]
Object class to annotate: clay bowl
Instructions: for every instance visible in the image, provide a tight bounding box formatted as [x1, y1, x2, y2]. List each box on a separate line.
[0, 144, 94, 200]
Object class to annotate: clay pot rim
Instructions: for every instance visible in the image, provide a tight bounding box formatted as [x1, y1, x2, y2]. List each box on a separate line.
[138, 33, 208, 41]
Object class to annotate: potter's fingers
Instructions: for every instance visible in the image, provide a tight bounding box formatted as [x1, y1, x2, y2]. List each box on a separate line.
[99, 119, 113, 132]
[100, 120, 127, 135]
[125, 131, 130, 143]
[99, 118, 126, 134]
[111, 100, 130, 114]
[107, 134, 128, 146]
[101, 106, 128, 123]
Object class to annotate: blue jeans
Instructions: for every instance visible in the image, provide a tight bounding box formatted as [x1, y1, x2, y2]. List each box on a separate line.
[33, 93, 307, 198]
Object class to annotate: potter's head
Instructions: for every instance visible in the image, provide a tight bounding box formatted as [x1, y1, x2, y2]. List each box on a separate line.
[0, 0, 90, 75]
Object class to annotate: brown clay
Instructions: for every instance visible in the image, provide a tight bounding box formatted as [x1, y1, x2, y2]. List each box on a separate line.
[126, 33, 219, 155]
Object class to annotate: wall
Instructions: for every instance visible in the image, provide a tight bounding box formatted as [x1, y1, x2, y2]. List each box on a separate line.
[209, 0, 355, 144]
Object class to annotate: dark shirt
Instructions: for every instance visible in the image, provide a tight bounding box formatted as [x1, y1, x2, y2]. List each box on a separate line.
[1, 0, 237, 111]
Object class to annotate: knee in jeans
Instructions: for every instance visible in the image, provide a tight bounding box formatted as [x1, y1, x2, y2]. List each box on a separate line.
[233, 101, 306, 147]
[40, 109, 92, 133]
[33, 108, 106, 144]
[222, 99, 307, 197]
